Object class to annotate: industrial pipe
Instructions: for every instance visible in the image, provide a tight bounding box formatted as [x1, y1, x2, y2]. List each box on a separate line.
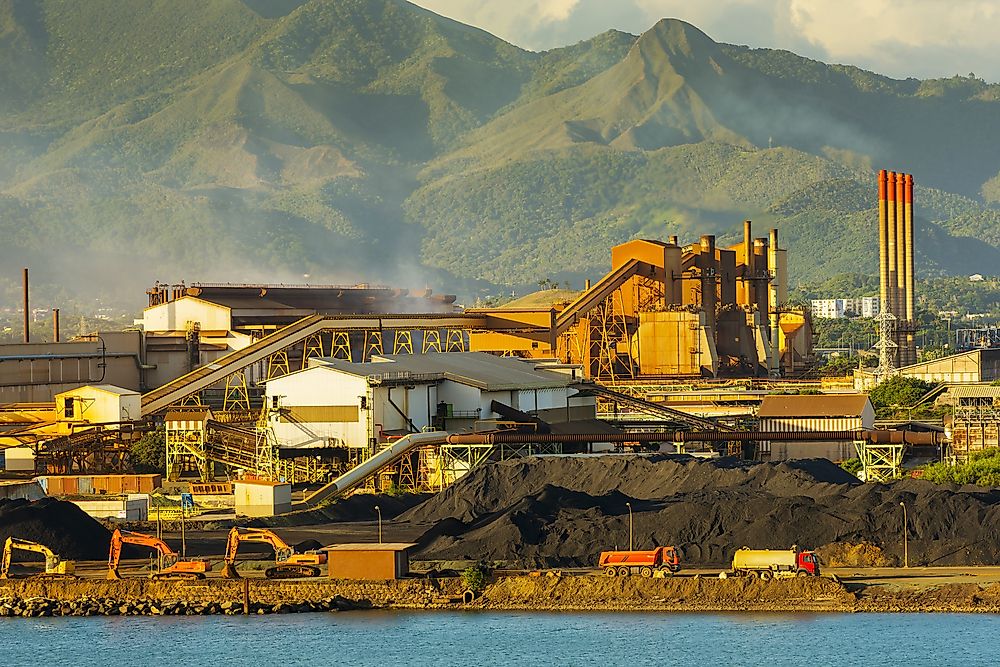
[52, 309, 60, 343]
[444, 430, 943, 446]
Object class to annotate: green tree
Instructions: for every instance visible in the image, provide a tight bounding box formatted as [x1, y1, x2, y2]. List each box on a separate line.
[869, 376, 936, 410]
[130, 429, 165, 474]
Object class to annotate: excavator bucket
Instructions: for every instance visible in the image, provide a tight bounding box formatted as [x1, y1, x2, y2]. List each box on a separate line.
[221, 562, 241, 579]
[107, 568, 123, 581]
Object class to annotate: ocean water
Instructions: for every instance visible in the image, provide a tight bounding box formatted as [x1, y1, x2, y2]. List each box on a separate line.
[1, 611, 997, 666]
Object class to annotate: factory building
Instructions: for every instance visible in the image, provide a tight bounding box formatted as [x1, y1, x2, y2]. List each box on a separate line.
[469, 223, 812, 380]
[946, 385, 1000, 461]
[757, 394, 874, 462]
[856, 349, 1000, 388]
[263, 352, 595, 453]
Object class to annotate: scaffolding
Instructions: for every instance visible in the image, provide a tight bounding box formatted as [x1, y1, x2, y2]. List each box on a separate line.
[854, 438, 903, 482]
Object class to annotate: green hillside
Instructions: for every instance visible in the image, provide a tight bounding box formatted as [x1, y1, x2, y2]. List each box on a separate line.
[0, 2, 999, 308]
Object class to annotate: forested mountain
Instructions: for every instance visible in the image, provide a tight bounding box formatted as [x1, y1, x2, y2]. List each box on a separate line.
[1, 0, 998, 306]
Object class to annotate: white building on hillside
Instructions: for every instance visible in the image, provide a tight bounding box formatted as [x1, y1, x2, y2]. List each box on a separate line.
[811, 297, 880, 320]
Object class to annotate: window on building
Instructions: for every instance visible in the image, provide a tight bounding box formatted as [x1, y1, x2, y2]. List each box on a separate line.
[64, 397, 75, 419]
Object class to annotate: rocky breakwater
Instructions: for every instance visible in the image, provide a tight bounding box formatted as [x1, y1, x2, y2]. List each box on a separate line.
[0, 577, 467, 618]
[0, 595, 362, 617]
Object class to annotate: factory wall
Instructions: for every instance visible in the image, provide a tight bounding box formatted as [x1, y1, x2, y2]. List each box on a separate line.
[55, 385, 141, 424]
[266, 368, 368, 449]
[0, 333, 143, 403]
[143, 297, 232, 333]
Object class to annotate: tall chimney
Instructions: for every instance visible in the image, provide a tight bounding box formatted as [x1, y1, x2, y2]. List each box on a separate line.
[904, 174, 915, 322]
[904, 173, 916, 365]
[22, 267, 29, 344]
[886, 172, 898, 318]
[768, 229, 780, 374]
[668, 235, 678, 246]
[895, 171, 906, 315]
[52, 308, 60, 343]
[878, 170, 889, 312]
[743, 220, 754, 305]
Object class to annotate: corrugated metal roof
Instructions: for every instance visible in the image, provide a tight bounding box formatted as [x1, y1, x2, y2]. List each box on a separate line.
[758, 394, 871, 418]
[949, 385, 1000, 399]
[311, 352, 575, 391]
[322, 543, 417, 552]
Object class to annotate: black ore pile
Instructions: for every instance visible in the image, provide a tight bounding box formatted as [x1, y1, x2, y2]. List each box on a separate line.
[402, 455, 1000, 568]
[0, 498, 111, 560]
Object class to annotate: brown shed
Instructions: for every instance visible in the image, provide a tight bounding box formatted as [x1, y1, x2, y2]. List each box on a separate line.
[324, 543, 416, 580]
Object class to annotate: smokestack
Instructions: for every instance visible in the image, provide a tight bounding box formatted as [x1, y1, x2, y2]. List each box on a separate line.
[22, 267, 29, 344]
[904, 174, 914, 322]
[768, 229, 780, 374]
[743, 220, 757, 305]
[668, 235, 678, 246]
[904, 173, 916, 366]
[886, 172, 898, 318]
[895, 172, 906, 319]
[700, 234, 715, 255]
[878, 170, 889, 312]
[585, 279, 592, 290]
[52, 308, 60, 343]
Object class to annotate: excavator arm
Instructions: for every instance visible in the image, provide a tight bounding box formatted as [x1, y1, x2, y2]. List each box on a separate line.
[222, 527, 323, 579]
[107, 529, 205, 580]
[1, 537, 73, 578]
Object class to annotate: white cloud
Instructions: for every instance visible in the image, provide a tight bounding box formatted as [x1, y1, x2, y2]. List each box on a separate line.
[410, 0, 1000, 81]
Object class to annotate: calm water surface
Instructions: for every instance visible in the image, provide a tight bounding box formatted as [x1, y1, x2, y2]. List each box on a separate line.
[0, 611, 996, 666]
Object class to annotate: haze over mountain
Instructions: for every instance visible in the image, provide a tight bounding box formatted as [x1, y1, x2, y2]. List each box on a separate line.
[1, 0, 998, 307]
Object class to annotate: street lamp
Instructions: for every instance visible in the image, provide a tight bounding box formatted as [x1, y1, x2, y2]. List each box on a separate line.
[625, 502, 633, 551]
[374, 505, 382, 544]
[899, 501, 908, 568]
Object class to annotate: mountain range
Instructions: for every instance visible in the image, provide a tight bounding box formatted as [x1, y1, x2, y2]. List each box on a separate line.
[2, 0, 999, 306]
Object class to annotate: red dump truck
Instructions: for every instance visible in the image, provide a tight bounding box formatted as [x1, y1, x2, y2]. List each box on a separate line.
[599, 547, 681, 577]
[720, 547, 821, 580]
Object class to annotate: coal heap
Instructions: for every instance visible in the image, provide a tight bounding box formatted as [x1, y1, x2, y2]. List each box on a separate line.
[0, 497, 111, 560]
[403, 455, 1000, 568]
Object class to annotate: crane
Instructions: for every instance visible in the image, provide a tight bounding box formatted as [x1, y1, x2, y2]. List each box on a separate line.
[221, 527, 325, 579]
[107, 529, 209, 580]
[0, 537, 75, 579]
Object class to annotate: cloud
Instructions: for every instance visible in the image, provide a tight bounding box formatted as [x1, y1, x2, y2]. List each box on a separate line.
[410, 0, 1000, 81]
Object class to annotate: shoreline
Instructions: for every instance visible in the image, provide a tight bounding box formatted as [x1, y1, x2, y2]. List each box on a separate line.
[2, 574, 1000, 616]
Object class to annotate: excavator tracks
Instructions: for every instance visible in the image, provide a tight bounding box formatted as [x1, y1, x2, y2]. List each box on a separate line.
[264, 564, 321, 580]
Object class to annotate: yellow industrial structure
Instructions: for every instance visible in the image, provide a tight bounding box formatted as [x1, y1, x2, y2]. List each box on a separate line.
[468, 224, 811, 380]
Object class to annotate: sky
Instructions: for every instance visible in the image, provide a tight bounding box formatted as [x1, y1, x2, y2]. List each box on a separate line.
[410, 0, 1000, 83]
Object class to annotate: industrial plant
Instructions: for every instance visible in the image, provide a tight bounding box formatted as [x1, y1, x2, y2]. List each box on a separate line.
[0, 169, 995, 524]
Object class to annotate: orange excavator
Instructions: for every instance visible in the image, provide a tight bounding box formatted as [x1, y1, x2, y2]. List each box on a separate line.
[107, 529, 209, 580]
[221, 527, 326, 579]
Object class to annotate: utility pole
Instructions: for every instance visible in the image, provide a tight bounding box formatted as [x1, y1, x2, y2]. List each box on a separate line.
[626, 502, 633, 551]
[899, 501, 909, 568]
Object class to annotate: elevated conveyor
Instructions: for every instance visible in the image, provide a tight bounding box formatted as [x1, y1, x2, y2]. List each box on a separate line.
[553, 259, 658, 336]
[586, 383, 731, 431]
[141, 313, 484, 416]
[298, 431, 447, 507]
